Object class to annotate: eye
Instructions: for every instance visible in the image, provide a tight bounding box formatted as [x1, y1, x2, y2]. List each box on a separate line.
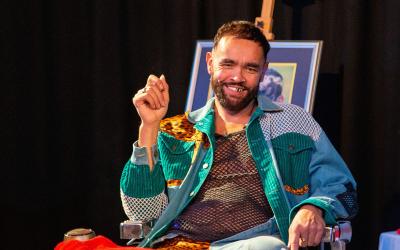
[220, 62, 234, 68]
[246, 66, 259, 73]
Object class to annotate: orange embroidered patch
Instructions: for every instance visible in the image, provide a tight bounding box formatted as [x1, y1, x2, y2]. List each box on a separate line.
[167, 179, 183, 187]
[284, 184, 309, 195]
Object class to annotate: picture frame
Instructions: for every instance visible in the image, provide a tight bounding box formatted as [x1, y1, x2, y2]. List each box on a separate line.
[185, 40, 323, 113]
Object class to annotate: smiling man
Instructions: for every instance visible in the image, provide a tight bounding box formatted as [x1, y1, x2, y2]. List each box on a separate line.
[120, 20, 358, 250]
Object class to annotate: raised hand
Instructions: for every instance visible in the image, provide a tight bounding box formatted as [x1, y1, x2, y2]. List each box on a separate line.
[133, 74, 170, 149]
[133, 74, 170, 126]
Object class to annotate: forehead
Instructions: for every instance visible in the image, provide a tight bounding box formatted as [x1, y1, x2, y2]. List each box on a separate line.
[213, 36, 265, 61]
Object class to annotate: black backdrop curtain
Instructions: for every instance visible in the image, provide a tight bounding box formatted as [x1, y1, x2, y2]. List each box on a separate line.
[5, 0, 400, 249]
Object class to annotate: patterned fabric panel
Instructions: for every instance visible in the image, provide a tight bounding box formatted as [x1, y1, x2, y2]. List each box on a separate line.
[160, 113, 210, 148]
[167, 179, 183, 187]
[154, 236, 210, 249]
[259, 104, 321, 141]
[336, 182, 358, 218]
[120, 189, 168, 221]
[160, 113, 202, 142]
[166, 130, 272, 242]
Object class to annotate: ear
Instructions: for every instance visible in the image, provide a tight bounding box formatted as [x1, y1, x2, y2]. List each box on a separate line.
[206, 52, 213, 74]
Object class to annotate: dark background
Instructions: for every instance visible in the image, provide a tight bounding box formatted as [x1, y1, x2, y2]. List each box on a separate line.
[4, 0, 400, 249]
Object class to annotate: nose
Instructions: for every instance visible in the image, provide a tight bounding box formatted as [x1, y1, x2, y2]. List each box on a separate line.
[229, 67, 245, 83]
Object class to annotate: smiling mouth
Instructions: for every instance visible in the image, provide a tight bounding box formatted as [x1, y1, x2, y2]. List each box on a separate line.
[226, 85, 245, 92]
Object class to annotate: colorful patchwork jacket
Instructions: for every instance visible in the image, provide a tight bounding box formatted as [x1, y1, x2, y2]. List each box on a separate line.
[120, 96, 358, 247]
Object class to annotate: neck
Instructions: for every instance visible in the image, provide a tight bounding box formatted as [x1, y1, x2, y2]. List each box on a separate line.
[214, 99, 256, 136]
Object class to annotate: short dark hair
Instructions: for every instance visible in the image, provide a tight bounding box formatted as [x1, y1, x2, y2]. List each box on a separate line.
[213, 20, 270, 59]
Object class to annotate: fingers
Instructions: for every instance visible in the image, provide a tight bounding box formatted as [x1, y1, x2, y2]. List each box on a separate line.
[298, 227, 310, 248]
[133, 87, 157, 110]
[287, 228, 300, 250]
[288, 205, 326, 249]
[299, 235, 309, 248]
[133, 74, 169, 110]
[146, 74, 167, 107]
[143, 87, 160, 109]
[159, 74, 170, 104]
[289, 223, 324, 248]
[288, 227, 310, 249]
[308, 220, 325, 246]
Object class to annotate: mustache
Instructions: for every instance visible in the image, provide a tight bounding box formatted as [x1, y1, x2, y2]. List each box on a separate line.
[216, 80, 248, 90]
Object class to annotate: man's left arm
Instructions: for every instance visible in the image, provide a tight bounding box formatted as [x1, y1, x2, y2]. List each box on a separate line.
[288, 130, 358, 249]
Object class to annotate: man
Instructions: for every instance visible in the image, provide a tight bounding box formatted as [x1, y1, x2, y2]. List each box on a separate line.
[259, 68, 284, 102]
[120, 20, 357, 250]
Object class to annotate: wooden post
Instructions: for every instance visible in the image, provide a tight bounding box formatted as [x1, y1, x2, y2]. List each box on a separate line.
[255, 0, 275, 41]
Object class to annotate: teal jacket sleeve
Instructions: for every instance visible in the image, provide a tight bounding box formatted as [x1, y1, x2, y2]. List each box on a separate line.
[289, 130, 358, 225]
[120, 141, 168, 221]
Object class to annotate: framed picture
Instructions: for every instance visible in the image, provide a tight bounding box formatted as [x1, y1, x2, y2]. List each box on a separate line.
[185, 40, 323, 113]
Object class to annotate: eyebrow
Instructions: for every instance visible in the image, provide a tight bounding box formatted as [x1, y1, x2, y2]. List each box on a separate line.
[219, 58, 236, 64]
[219, 58, 261, 68]
[246, 63, 261, 68]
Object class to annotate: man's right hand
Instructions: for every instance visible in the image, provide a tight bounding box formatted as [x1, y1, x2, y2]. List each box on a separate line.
[133, 74, 169, 147]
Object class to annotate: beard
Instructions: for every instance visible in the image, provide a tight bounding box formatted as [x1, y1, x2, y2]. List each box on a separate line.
[211, 76, 259, 113]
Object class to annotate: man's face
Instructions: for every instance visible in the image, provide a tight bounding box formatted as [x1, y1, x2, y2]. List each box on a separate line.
[206, 36, 266, 113]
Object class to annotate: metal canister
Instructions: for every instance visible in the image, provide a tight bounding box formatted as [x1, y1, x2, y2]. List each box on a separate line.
[64, 228, 96, 241]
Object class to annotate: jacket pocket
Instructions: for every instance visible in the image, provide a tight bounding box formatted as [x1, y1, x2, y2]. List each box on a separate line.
[158, 133, 195, 180]
[272, 132, 314, 195]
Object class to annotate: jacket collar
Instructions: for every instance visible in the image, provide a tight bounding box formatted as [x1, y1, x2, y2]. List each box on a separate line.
[187, 95, 283, 124]
[257, 94, 283, 112]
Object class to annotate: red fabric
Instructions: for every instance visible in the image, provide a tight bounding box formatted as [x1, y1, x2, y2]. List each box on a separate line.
[55, 235, 151, 250]
[396, 228, 400, 234]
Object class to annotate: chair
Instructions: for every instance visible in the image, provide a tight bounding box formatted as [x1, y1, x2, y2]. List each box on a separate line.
[120, 220, 352, 249]
[321, 221, 352, 250]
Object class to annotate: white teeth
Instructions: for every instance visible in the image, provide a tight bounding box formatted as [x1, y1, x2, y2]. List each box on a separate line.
[227, 86, 245, 92]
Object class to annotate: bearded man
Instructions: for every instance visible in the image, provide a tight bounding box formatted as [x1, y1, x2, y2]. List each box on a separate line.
[120, 20, 358, 250]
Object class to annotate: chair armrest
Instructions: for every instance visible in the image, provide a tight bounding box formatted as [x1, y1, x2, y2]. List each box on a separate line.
[322, 221, 352, 243]
[120, 219, 156, 244]
[321, 221, 352, 250]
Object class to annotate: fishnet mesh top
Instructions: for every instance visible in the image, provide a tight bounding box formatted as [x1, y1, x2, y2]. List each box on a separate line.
[166, 130, 273, 242]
